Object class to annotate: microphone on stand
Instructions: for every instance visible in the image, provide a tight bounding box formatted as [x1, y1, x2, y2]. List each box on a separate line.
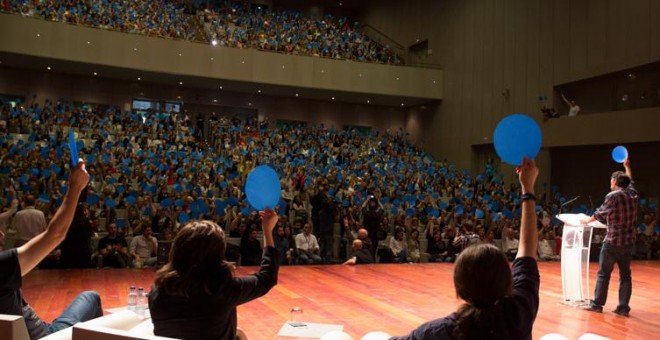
[559, 195, 580, 215]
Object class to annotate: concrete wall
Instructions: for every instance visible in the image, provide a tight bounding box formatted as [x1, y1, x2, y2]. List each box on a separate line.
[364, 0, 660, 195]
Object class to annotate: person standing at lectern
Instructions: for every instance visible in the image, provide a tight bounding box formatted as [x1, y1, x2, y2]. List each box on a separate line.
[581, 159, 638, 317]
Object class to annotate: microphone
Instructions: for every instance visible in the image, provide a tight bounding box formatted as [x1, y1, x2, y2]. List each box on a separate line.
[560, 195, 580, 215]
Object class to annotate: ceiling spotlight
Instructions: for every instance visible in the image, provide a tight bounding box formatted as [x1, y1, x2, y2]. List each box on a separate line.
[282, 65, 285, 69]
[241, 60, 245, 64]
[295, 93, 299, 97]
[321, 69, 325, 73]
[137, 77, 141, 81]
[177, 96, 182, 99]
[433, 80, 437, 84]
[133, 47, 138, 51]
[93, 72, 98, 76]
[219, 86, 223, 89]
[627, 73, 636, 80]
[257, 90, 262, 93]
[210, 57, 214, 61]
[359, 73, 362, 77]
[86, 41, 91, 45]
[331, 97, 335, 100]
[211, 40, 218, 46]
[367, 100, 370, 104]
[213, 99, 218, 103]
[46, 66, 51, 70]
[248, 102, 253, 106]
[400, 103, 405, 107]
[396, 77, 400, 81]
[36, 33, 40, 37]
[179, 81, 183, 85]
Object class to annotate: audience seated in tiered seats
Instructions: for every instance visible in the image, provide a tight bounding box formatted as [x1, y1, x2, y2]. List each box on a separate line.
[1, 97, 657, 268]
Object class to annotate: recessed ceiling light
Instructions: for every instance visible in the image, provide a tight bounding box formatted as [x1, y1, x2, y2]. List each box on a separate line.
[210, 57, 214, 61]
[282, 65, 285, 69]
[211, 40, 218, 46]
[133, 47, 138, 51]
[213, 99, 217, 103]
[433, 80, 437, 84]
[177, 96, 182, 99]
[321, 69, 325, 73]
[137, 77, 141, 81]
[331, 97, 335, 100]
[295, 93, 299, 97]
[179, 81, 183, 85]
[248, 102, 252, 106]
[219, 86, 223, 89]
[400, 103, 405, 107]
[241, 60, 245, 64]
[86, 41, 91, 45]
[178, 53, 182, 57]
[396, 77, 400, 81]
[93, 72, 97, 76]
[36, 33, 40, 37]
[359, 73, 362, 77]
[257, 90, 262, 93]
[367, 100, 370, 104]
[46, 66, 51, 70]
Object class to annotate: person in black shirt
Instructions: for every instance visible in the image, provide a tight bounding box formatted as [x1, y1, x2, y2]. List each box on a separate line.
[97, 222, 130, 268]
[342, 239, 373, 265]
[362, 196, 384, 256]
[240, 227, 262, 266]
[0, 161, 102, 340]
[149, 210, 279, 340]
[391, 158, 540, 340]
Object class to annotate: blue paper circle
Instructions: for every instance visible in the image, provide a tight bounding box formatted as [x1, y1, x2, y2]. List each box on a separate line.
[126, 196, 137, 206]
[611, 145, 628, 163]
[245, 165, 281, 210]
[178, 212, 190, 223]
[493, 114, 542, 166]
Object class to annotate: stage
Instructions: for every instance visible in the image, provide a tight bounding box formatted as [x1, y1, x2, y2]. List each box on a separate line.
[22, 261, 660, 339]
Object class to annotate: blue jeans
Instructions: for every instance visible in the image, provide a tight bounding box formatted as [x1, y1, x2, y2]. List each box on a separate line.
[46, 291, 103, 334]
[592, 242, 632, 313]
[299, 252, 322, 264]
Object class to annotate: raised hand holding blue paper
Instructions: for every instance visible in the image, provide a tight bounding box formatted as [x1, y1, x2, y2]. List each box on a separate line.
[611, 145, 628, 163]
[493, 114, 542, 166]
[245, 165, 281, 210]
[69, 129, 79, 168]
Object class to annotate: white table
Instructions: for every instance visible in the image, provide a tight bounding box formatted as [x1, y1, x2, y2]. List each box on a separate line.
[277, 322, 344, 339]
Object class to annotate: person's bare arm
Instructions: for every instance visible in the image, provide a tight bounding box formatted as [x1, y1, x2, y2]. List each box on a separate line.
[17, 161, 89, 276]
[623, 159, 632, 181]
[260, 209, 277, 248]
[516, 158, 539, 259]
[560, 92, 571, 106]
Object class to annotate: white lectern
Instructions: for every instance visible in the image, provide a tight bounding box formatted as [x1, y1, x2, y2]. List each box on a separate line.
[556, 214, 607, 305]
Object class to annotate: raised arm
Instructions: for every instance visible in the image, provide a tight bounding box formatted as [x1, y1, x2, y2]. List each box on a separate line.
[517, 158, 539, 259]
[560, 92, 571, 106]
[17, 161, 89, 276]
[623, 159, 632, 181]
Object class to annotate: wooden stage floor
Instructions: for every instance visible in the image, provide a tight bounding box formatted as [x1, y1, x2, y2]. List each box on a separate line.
[22, 261, 660, 339]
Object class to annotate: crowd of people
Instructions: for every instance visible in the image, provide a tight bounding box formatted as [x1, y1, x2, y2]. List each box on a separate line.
[1, 0, 402, 65]
[198, 2, 402, 64]
[2, 97, 658, 270]
[2, 0, 197, 40]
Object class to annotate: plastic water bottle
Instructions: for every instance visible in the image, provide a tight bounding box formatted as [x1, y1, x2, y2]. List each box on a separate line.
[136, 287, 147, 317]
[127, 286, 137, 312]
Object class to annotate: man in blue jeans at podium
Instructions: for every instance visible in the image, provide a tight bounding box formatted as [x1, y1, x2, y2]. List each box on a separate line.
[581, 159, 638, 317]
[0, 161, 103, 339]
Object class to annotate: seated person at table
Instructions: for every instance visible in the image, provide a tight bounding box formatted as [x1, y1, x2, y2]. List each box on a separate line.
[130, 226, 158, 268]
[149, 210, 279, 340]
[0, 161, 103, 339]
[391, 158, 540, 339]
[97, 222, 130, 268]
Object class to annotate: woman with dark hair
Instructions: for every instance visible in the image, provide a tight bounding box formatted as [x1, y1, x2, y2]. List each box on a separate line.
[149, 210, 279, 340]
[391, 158, 540, 339]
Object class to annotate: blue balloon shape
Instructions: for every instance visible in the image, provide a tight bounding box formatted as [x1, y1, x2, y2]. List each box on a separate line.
[178, 212, 190, 223]
[245, 165, 281, 210]
[493, 114, 542, 166]
[611, 145, 628, 163]
[126, 196, 137, 206]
